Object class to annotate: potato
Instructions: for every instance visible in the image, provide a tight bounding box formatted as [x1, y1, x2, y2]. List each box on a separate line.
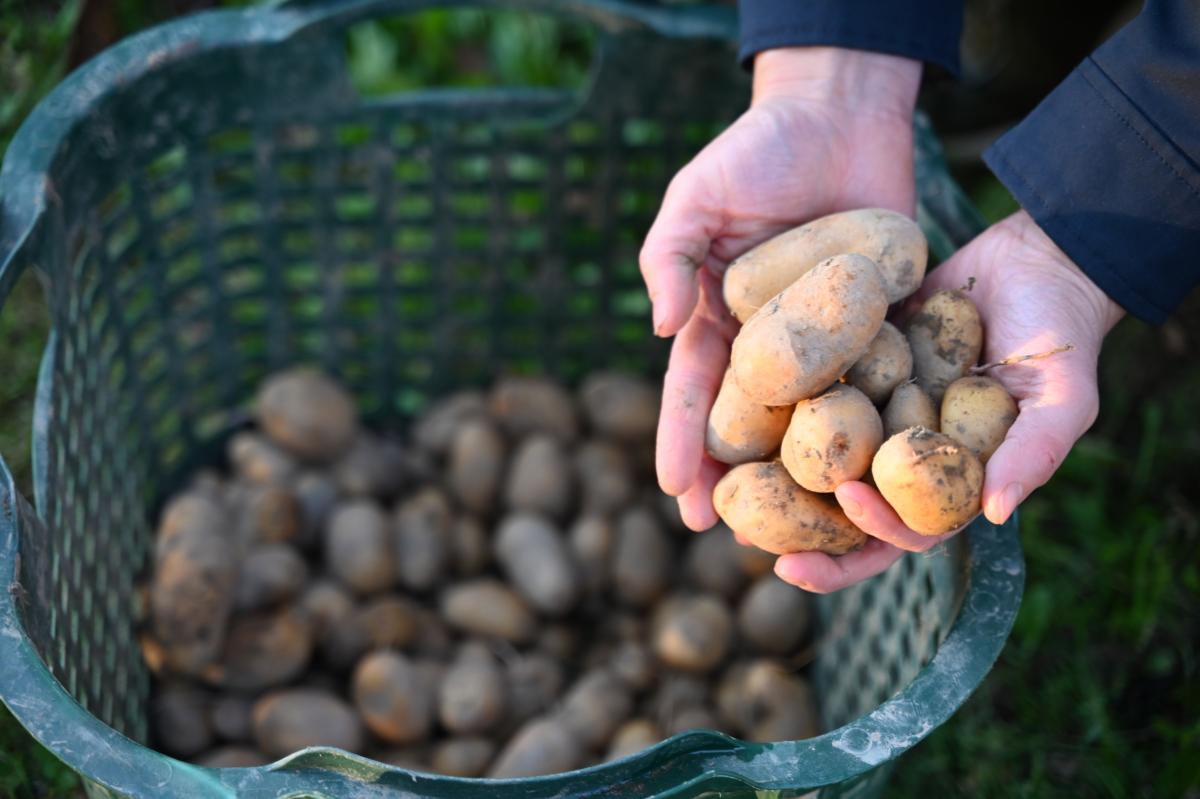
[882, 382, 939, 438]
[207, 606, 312, 691]
[227, 432, 297, 486]
[745, 665, 819, 742]
[210, 694, 253, 744]
[299, 580, 354, 641]
[872, 427, 984, 535]
[489, 717, 581, 778]
[705, 368, 793, 465]
[325, 500, 394, 595]
[255, 368, 359, 462]
[432, 737, 495, 777]
[447, 417, 506, 515]
[556, 669, 634, 750]
[490, 376, 579, 442]
[535, 623, 579, 661]
[568, 515, 613, 596]
[846, 321, 913, 405]
[940, 376, 1018, 464]
[733, 533, 779, 577]
[574, 440, 635, 514]
[235, 544, 308, 611]
[723, 209, 927, 321]
[333, 435, 408, 499]
[665, 706, 719, 736]
[439, 644, 507, 734]
[737, 575, 811, 654]
[196, 746, 270, 768]
[606, 719, 662, 761]
[495, 513, 580, 616]
[412, 390, 487, 456]
[252, 688, 363, 757]
[151, 496, 236, 674]
[579, 372, 659, 441]
[504, 434, 574, 519]
[392, 487, 452, 592]
[450, 515, 490, 576]
[357, 595, 420, 650]
[730, 254, 888, 406]
[780, 384, 883, 492]
[611, 640, 656, 692]
[682, 528, 748, 598]
[506, 653, 565, 726]
[352, 651, 435, 745]
[152, 685, 213, 757]
[713, 462, 867, 555]
[652, 595, 733, 673]
[649, 674, 709, 732]
[715, 659, 815, 739]
[612, 507, 673, 607]
[370, 747, 430, 770]
[440, 580, 536, 643]
[231, 484, 302, 546]
[292, 470, 338, 552]
[907, 289, 984, 403]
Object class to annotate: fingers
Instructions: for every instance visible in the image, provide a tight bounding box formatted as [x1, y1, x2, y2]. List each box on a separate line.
[774, 538, 904, 593]
[834, 481, 956, 552]
[982, 375, 1099, 525]
[655, 274, 735, 497]
[676, 456, 726, 531]
[640, 168, 723, 337]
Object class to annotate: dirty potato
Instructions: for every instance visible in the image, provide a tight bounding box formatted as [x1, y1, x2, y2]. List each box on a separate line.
[907, 289, 984, 404]
[940, 376, 1018, 464]
[706, 368, 793, 465]
[846, 321, 913, 405]
[730, 254, 888, 406]
[780, 384, 883, 492]
[872, 426, 984, 535]
[713, 462, 867, 555]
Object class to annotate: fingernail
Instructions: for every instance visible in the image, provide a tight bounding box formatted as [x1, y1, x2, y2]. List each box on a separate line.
[841, 498, 863, 518]
[988, 482, 1024, 523]
[651, 303, 666, 336]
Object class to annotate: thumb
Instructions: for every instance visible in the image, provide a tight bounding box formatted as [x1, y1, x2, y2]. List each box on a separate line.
[982, 364, 1099, 524]
[639, 167, 723, 337]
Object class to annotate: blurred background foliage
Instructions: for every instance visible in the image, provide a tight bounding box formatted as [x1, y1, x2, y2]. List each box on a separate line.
[0, 0, 1197, 797]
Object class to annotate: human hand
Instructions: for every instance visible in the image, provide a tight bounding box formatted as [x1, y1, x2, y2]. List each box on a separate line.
[775, 210, 1127, 592]
[641, 46, 923, 530]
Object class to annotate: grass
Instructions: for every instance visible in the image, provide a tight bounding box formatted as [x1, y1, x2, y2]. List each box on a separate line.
[1, 3, 1197, 798]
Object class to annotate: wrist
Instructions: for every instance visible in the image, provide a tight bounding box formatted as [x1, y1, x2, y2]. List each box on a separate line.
[752, 47, 922, 122]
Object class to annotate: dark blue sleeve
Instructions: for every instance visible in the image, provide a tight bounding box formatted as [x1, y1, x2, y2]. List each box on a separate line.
[984, 0, 1200, 324]
[738, 0, 963, 74]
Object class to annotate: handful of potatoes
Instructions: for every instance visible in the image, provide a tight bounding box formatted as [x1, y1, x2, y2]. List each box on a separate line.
[141, 368, 820, 776]
[709, 209, 1019, 543]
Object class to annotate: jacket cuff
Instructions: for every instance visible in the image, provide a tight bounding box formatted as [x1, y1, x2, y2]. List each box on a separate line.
[984, 59, 1200, 324]
[738, 0, 963, 75]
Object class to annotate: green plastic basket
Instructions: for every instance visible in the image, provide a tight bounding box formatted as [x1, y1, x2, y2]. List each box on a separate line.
[0, 1, 1022, 797]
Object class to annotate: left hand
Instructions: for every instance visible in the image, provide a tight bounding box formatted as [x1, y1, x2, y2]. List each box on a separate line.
[774, 211, 1126, 593]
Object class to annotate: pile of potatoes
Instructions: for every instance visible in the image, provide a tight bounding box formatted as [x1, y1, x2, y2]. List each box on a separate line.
[140, 368, 820, 776]
[709, 209, 1018, 544]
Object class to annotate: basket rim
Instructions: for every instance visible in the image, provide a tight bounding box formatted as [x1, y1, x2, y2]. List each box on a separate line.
[0, 0, 1022, 796]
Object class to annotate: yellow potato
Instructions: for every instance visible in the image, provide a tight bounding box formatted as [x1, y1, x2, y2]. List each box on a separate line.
[731, 254, 888, 406]
[882, 382, 939, 438]
[723, 208, 927, 321]
[872, 427, 984, 535]
[712, 462, 867, 555]
[706, 368, 793, 464]
[780, 384, 883, 492]
[846, 321, 913, 405]
[940, 376, 1018, 464]
[907, 290, 983, 404]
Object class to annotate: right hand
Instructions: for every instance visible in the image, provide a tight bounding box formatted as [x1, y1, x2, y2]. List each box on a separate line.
[641, 46, 923, 530]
